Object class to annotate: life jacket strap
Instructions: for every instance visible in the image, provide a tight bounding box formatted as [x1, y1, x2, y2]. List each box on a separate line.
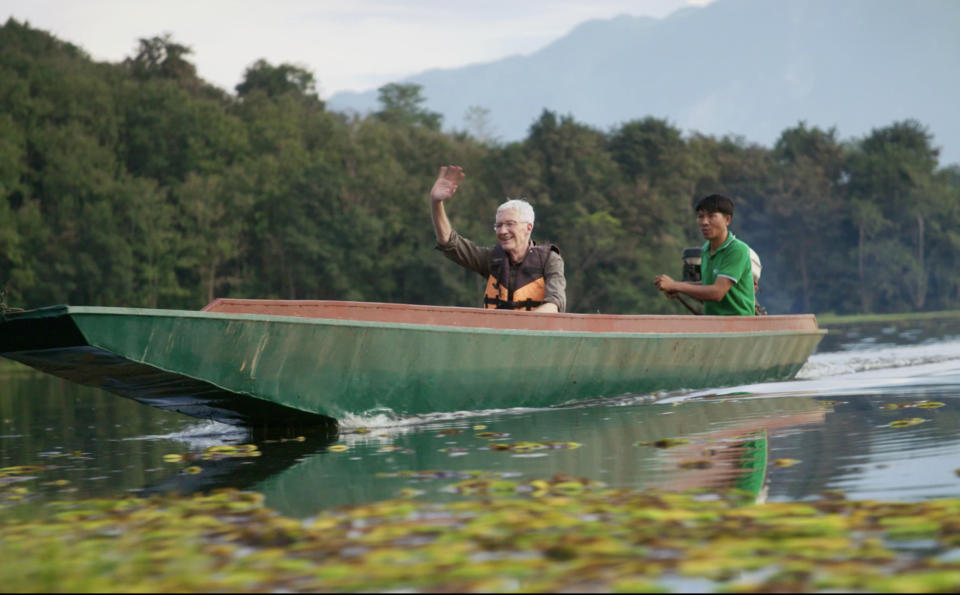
[483, 296, 544, 310]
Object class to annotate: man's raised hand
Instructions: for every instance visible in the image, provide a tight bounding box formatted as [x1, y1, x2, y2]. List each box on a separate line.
[430, 165, 465, 203]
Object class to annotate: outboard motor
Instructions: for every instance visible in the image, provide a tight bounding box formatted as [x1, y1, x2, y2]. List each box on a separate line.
[681, 247, 702, 283]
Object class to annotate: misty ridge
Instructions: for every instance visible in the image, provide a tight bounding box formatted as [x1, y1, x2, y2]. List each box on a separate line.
[328, 0, 960, 166]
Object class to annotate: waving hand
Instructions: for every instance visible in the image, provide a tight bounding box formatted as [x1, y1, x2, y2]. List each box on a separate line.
[430, 165, 465, 203]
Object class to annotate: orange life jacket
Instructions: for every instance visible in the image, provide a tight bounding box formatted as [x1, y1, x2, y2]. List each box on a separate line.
[483, 243, 559, 310]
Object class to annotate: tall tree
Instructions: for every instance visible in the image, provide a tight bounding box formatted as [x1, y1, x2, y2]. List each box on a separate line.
[847, 120, 942, 311]
[765, 123, 847, 313]
[236, 59, 323, 107]
[374, 83, 442, 130]
[125, 34, 198, 84]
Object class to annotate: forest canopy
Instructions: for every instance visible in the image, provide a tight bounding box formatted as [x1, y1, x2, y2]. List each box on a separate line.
[1, 19, 958, 316]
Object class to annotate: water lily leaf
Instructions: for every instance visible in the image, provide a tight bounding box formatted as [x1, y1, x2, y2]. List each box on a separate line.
[915, 401, 945, 409]
[205, 445, 239, 454]
[184, 466, 203, 475]
[879, 516, 941, 539]
[529, 479, 551, 497]
[889, 418, 925, 428]
[0, 465, 46, 476]
[475, 432, 509, 439]
[485, 441, 558, 453]
[201, 444, 261, 460]
[773, 458, 802, 468]
[543, 441, 582, 450]
[327, 445, 349, 452]
[472, 425, 487, 430]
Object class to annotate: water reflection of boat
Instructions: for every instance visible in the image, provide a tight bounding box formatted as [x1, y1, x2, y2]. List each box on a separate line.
[0, 300, 825, 427]
[142, 395, 825, 516]
[139, 427, 339, 497]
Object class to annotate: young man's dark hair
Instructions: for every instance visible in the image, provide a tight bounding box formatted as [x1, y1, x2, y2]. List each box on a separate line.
[694, 194, 735, 217]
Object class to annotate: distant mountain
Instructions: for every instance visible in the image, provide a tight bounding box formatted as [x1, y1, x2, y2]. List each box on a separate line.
[328, 0, 960, 165]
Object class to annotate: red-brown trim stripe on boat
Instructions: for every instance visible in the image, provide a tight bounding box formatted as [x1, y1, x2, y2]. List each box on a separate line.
[202, 299, 821, 334]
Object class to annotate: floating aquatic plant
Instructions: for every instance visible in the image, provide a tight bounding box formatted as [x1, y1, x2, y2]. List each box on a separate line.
[485, 441, 581, 454]
[889, 418, 926, 428]
[773, 458, 802, 467]
[882, 401, 945, 410]
[4, 476, 960, 592]
[475, 431, 510, 439]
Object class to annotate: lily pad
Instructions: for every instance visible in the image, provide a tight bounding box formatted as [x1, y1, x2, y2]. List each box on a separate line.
[889, 418, 926, 428]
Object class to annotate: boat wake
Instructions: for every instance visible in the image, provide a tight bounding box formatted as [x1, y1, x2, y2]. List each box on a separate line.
[124, 420, 250, 447]
[666, 340, 960, 403]
[337, 406, 544, 432]
[798, 340, 960, 380]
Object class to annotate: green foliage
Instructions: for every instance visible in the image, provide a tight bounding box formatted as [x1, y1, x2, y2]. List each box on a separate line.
[375, 83, 443, 130]
[236, 59, 323, 106]
[1, 20, 960, 315]
[125, 34, 197, 83]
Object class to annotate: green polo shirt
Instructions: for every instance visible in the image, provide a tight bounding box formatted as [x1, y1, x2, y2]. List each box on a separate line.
[700, 232, 755, 316]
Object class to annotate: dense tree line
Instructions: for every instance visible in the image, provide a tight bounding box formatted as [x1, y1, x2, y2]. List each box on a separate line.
[1, 19, 958, 315]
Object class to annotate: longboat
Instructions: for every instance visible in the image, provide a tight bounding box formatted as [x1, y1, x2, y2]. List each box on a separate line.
[0, 299, 825, 427]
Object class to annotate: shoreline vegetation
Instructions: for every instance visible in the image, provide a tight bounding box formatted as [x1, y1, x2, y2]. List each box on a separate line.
[1, 19, 959, 318]
[2, 478, 960, 592]
[817, 310, 960, 326]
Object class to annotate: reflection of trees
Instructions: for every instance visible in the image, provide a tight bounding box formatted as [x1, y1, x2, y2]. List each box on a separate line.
[816, 318, 960, 353]
[0, 369, 339, 500]
[768, 393, 960, 500]
[0, 372, 192, 498]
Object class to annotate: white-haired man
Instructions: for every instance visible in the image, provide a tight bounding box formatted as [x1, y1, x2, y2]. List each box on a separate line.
[429, 165, 566, 312]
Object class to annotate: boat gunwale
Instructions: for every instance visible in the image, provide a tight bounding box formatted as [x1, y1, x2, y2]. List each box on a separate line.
[20, 305, 827, 340]
[204, 298, 821, 328]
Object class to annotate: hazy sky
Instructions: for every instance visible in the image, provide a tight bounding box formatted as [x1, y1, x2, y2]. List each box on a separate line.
[5, 0, 713, 98]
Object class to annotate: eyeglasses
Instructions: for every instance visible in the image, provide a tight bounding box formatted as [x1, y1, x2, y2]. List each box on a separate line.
[493, 220, 522, 232]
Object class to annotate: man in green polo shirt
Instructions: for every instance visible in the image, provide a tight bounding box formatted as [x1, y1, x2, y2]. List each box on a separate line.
[654, 194, 756, 316]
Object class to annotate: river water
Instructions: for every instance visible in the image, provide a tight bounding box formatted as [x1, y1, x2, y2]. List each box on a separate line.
[3, 317, 960, 518]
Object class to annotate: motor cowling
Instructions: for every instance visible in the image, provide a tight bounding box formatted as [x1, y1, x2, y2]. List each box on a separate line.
[681, 247, 702, 283]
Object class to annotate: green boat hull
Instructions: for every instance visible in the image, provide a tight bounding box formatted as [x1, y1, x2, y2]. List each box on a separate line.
[0, 302, 825, 426]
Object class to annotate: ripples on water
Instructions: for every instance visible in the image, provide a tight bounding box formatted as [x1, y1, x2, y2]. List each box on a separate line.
[3, 320, 960, 516]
